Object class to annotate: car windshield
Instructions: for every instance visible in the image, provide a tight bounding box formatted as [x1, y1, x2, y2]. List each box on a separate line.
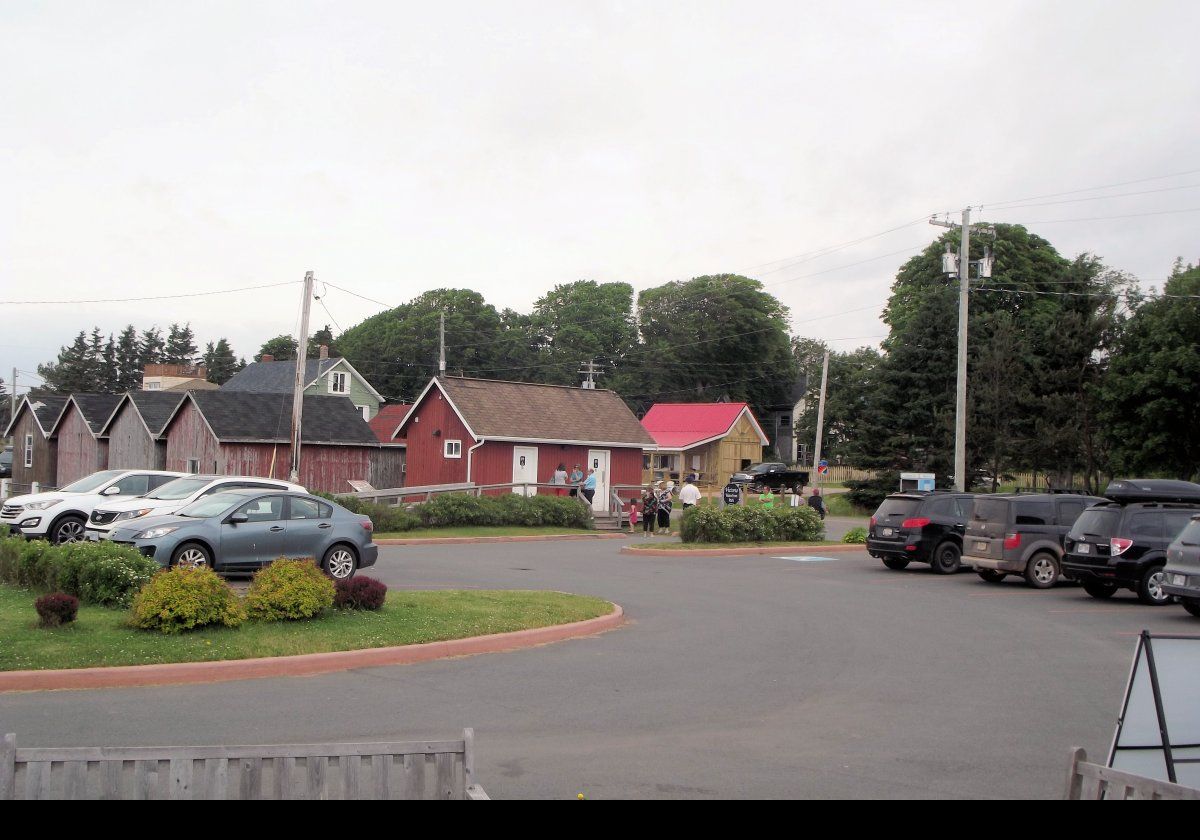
[146, 477, 214, 501]
[176, 492, 245, 519]
[1070, 508, 1121, 539]
[60, 470, 126, 494]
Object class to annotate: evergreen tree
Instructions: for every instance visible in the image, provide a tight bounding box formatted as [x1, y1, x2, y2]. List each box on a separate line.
[37, 331, 92, 392]
[114, 325, 143, 392]
[165, 323, 198, 365]
[139, 328, 165, 368]
[203, 339, 241, 385]
[308, 325, 339, 358]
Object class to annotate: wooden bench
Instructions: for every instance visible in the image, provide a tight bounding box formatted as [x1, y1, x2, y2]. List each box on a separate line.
[1064, 747, 1200, 800]
[1, 729, 488, 800]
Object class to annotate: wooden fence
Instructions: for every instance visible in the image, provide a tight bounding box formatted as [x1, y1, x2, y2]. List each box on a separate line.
[1063, 747, 1200, 800]
[0, 730, 488, 800]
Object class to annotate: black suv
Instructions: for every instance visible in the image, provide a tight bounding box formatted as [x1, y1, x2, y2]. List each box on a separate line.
[867, 492, 976, 574]
[1163, 515, 1200, 618]
[1063, 480, 1200, 606]
[963, 493, 1102, 588]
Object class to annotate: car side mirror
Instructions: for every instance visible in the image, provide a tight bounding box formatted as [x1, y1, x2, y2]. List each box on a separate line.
[228, 513, 249, 525]
[102, 486, 122, 496]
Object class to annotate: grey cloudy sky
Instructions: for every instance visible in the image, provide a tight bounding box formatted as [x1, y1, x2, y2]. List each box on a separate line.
[3, 0, 1198, 397]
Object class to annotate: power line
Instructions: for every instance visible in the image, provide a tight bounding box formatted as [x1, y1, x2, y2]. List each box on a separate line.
[982, 167, 1200, 209]
[0, 280, 300, 306]
[1010, 206, 1200, 225]
[984, 183, 1200, 212]
[971, 285, 1200, 301]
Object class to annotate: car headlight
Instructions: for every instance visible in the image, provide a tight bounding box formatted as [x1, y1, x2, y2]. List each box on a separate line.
[137, 526, 180, 539]
[119, 509, 155, 521]
[24, 499, 63, 511]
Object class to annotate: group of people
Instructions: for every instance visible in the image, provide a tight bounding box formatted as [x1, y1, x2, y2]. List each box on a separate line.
[551, 463, 597, 503]
[628, 476, 703, 536]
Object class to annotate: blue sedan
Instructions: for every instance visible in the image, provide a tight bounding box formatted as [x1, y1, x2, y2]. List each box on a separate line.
[106, 489, 378, 579]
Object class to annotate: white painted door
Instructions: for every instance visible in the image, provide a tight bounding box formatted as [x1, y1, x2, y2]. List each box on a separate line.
[513, 446, 539, 496]
[587, 449, 610, 513]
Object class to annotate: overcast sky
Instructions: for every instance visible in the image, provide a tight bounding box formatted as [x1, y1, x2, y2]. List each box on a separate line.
[3, 0, 1197, 398]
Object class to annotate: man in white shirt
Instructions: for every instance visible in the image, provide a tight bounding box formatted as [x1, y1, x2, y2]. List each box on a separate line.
[679, 476, 702, 510]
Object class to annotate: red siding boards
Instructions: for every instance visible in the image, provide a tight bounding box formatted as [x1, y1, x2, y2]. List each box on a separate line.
[55, 407, 109, 487]
[164, 401, 223, 475]
[401, 390, 473, 487]
[471, 442, 643, 492]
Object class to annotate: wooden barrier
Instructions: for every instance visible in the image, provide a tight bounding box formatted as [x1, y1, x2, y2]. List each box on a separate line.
[0, 730, 488, 800]
[1063, 747, 1200, 800]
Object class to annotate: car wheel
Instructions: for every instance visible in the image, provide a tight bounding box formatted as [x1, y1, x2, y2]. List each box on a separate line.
[322, 545, 357, 580]
[172, 542, 213, 570]
[1024, 552, 1060, 589]
[930, 542, 961, 575]
[1136, 565, 1173, 606]
[51, 515, 86, 545]
[1182, 598, 1200, 618]
[977, 569, 1006, 584]
[882, 557, 910, 571]
[1082, 580, 1118, 600]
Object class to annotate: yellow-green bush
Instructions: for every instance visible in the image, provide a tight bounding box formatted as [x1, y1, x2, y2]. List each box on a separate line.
[130, 567, 246, 634]
[244, 559, 335, 622]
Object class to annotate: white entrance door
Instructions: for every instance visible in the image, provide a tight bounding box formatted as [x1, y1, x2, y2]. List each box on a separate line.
[513, 446, 539, 496]
[587, 449, 610, 513]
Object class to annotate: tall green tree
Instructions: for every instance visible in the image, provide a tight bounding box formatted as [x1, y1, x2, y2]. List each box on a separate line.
[203, 339, 242, 385]
[1101, 262, 1200, 480]
[164, 323, 198, 365]
[257, 335, 299, 362]
[529, 281, 637, 386]
[793, 341, 882, 464]
[139, 328, 165, 367]
[38, 331, 93, 392]
[114, 326, 143, 391]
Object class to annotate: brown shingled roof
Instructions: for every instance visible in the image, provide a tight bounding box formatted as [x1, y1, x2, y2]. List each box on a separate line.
[432, 377, 656, 447]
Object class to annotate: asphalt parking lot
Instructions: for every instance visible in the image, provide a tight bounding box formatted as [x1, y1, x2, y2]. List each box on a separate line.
[2, 539, 1196, 799]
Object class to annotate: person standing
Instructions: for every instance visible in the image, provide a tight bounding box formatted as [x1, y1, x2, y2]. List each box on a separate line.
[568, 463, 584, 498]
[657, 480, 674, 534]
[807, 487, 827, 520]
[582, 468, 597, 505]
[642, 488, 658, 537]
[759, 488, 775, 510]
[679, 476, 702, 511]
[553, 463, 568, 497]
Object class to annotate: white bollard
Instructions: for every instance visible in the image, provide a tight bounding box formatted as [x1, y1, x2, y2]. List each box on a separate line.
[31, 482, 39, 495]
[0, 479, 9, 500]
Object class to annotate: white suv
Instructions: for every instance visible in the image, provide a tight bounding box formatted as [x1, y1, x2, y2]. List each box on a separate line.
[86, 474, 307, 540]
[2, 469, 187, 543]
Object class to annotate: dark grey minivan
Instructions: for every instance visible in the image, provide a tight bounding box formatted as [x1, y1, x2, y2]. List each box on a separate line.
[963, 493, 1102, 588]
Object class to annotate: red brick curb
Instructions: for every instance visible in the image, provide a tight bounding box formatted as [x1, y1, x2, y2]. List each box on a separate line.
[620, 543, 866, 557]
[0, 605, 625, 694]
[376, 533, 627, 546]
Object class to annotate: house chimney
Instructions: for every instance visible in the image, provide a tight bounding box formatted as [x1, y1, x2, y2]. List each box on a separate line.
[319, 344, 329, 360]
[261, 354, 274, 363]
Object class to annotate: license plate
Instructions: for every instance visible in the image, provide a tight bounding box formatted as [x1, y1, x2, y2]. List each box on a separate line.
[1077, 543, 1090, 554]
[974, 541, 987, 552]
[882, 528, 894, 537]
[1173, 574, 1187, 587]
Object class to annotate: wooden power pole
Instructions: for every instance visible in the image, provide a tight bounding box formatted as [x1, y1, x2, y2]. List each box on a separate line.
[289, 271, 315, 484]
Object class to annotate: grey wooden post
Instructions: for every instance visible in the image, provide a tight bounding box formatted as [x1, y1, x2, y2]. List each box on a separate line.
[1064, 747, 1086, 800]
[0, 734, 16, 800]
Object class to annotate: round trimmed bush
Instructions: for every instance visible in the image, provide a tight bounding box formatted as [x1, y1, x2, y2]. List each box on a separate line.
[842, 526, 868, 544]
[35, 592, 79, 628]
[334, 576, 388, 611]
[130, 567, 246, 634]
[245, 559, 335, 622]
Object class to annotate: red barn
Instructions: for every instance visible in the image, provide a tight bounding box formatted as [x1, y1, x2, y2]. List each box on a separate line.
[394, 377, 657, 512]
[160, 391, 383, 494]
[52, 394, 122, 487]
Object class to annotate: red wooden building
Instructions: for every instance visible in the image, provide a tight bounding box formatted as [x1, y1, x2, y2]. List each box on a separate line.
[52, 394, 122, 487]
[160, 391, 385, 494]
[392, 377, 657, 512]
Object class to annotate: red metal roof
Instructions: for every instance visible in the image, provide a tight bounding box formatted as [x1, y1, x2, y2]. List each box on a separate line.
[368, 404, 410, 444]
[640, 402, 767, 450]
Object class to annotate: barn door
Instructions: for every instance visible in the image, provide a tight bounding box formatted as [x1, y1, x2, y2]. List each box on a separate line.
[588, 449, 610, 513]
[513, 446, 539, 496]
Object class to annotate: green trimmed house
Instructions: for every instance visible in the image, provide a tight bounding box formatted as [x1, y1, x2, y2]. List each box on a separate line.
[220, 349, 385, 421]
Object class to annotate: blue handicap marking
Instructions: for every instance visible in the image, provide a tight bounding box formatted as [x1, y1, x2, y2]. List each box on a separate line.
[774, 555, 839, 563]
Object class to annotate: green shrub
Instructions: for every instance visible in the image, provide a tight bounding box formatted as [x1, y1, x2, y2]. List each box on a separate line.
[0, 537, 158, 607]
[417, 493, 593, 529]
[680, 505, 824, 543]
[130, 567, 245, 634]
[316, 493, 421, 533]
[244, 559, 335, 622]
[842, 526, 868, 544]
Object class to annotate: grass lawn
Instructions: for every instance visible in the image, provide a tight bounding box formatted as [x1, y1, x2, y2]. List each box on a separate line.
[374, 525, 596, 540]
[628, 540, 845, 551]
[824, 494, 872, 518]
[0, 586, 614, 672]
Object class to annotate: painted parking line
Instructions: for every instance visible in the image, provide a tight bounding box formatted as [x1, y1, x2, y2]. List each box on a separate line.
[773, 555, 841, 563]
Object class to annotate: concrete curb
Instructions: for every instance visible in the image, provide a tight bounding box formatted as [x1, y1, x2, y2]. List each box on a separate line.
[0, 604, 626, 694]
[376, 533, 626, 546]
[620, 543, 866, 557]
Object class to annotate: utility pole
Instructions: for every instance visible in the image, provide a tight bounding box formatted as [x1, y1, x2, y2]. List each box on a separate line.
[579, 360, 598, 389]
[289, 271, 315, 484]
[10, 368, 16, 426]
[438, 312, 446, 376]
[812, 350, 830, 485]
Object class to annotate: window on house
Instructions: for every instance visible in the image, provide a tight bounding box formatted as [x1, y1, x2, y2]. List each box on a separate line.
[24, 434, 33, 468]
[147, 382, 162, 391]
[356, 405, 369, 420]
[330, 372, 349, 394]
[186, 459, 200, 474]
[444, 440, 462, 459]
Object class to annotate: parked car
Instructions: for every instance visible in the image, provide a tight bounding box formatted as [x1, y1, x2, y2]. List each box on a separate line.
[867, 491, 977, 573]
[964, 492, 1103, 588]
[105, 489, 377, 579]
[1, 469, 187, 543]
[728, 463, 810, 494]
[0, 447, 12, 479]
[86, 474, 306, 540]
[1062, 480, 1200, 606]
[1163, 515, 1200, 617]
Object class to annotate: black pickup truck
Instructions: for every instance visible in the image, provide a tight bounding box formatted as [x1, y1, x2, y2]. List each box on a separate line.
[728, 463, 810, 494]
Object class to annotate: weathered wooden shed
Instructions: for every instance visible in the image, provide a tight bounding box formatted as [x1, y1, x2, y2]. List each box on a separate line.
[396, 377, 656, 512]
[640, 402, 769, 486]
[3, 395, 68, 492]
[160, 391, 383, 494]
[100, 392, 187, 471]
[366, 404, 409, 489]
[52, 394, 122, 487]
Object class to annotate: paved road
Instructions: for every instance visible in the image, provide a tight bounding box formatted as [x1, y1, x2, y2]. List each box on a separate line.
[2, 540, 1194, 799]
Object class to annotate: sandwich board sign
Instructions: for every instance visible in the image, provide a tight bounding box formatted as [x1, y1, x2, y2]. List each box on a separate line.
[1108, 632, 1200, 787]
